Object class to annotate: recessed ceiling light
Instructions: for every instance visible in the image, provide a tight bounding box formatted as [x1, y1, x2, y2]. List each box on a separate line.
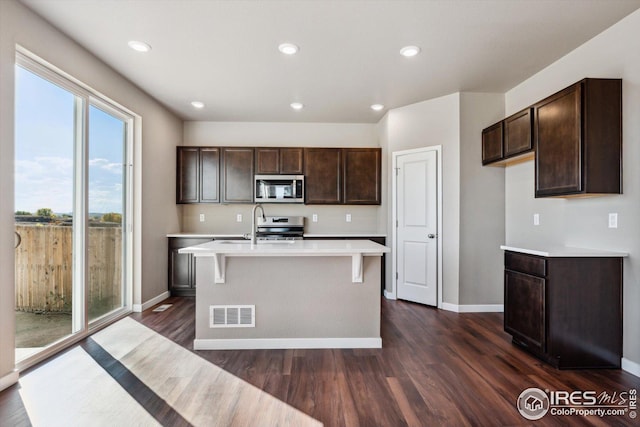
[290, 102, 304, 110]
[370, 104, 385, 111]
[399, 45, 421, 57]
[191, 101, 205, 109]
[278, 43, 299, 55]
[128, 40, 152, 53]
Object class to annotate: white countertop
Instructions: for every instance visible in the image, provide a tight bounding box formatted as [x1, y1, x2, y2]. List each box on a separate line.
[180, 239, 390, 257]
[166, 233, 243, 238]
[500, 245, 628, 258]
[168, 233, 386, 238]
[181, 239, 389, 283]
[303, 233, 386, 238]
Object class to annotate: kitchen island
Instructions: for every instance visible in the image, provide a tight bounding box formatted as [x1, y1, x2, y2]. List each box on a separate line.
[179, 239, 390, 350]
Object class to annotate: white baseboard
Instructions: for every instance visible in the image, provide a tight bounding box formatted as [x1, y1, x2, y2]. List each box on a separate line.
[132, 291, 170, 313]
[0, 370, 19, 392]
[441, 303, 504, 313]
[622, 357, 640, 378]
[383, 290, 396, 300]
[194, 337, 382, 350]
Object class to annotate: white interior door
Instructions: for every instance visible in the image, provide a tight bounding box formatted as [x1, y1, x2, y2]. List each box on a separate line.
[396, 149, 438, 306]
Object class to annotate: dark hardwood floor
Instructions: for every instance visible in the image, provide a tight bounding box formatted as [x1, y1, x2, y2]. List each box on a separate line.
[2, 297, 639, 426]
[132, 297, 640, 427]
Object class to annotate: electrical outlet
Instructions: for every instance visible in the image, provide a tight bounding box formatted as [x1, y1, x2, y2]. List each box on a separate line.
[346, 214, 352, 223]
[236, 214, 243, 223]
[533, 213, 540, 226]
[199, 214, 205, 222]
[312, 214, 318, 223]
[608, 213, 618, 228]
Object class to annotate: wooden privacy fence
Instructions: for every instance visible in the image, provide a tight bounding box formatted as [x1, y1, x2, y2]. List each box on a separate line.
[15, 224, 122, 313]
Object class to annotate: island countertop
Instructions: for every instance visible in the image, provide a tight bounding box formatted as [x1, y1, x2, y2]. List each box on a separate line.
[180, 239, 389, 284]
[179, 239, 390, 257]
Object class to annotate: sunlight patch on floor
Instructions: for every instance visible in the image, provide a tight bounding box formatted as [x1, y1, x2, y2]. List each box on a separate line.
[19, 316, 322, 427]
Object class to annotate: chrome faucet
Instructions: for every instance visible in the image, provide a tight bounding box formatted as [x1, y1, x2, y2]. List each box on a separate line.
[251, 204, 266, 244]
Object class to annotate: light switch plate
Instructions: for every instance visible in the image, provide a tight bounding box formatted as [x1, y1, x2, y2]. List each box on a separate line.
[609, 213, 618, 228]
[346, 214, 352, 223]
[533, 213, 540, 226]
[236, 214, 243, 223]
[312, 214, 318, 223]
[199, 214, 205, 222]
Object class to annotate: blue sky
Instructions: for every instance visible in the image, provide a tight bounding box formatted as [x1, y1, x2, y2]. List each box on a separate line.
[15, 66, 124, 214]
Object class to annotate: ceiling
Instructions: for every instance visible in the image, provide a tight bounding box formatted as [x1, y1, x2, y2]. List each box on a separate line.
[20, 0, 640, 123]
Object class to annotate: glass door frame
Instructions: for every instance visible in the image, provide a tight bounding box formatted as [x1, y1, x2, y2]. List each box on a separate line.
[15, 48, 135, 370]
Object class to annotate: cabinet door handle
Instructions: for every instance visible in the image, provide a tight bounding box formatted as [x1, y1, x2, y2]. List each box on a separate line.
[428, 234, 436, 239]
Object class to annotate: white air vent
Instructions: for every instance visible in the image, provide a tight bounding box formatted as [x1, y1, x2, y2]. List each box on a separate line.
[210, 305, 255, 328]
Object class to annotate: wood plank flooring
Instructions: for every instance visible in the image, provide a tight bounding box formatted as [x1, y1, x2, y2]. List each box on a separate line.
[2, 296, 639, 426]
[132, 297, 640, 426]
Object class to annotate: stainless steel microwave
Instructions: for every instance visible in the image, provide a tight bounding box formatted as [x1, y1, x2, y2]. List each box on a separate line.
[254, 175, 304, 203]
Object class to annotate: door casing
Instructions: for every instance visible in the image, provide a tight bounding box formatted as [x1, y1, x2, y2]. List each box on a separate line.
[387, 146, 443, 308]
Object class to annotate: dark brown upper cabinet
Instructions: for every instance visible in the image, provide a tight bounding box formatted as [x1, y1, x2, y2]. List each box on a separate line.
[280, 148, 304, 174]
[504, 108, 534, 158]
[200, 147, 220, 203]
[255, 147, 304, 174]
[304, 148, 342, 204]
[534, 78, 621, 198]
[176, 147, 219, 204]
[304, 147, 381, 205]
[176, 147, 199, 203]
[221, 147, 254, 203]
[482, 108, 534, 166]
[343, 148, 381, 205]
[481, 121, 503, 165]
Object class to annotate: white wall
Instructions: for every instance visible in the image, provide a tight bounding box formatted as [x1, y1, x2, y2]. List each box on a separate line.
[383, 93, 505, 306]
[0, 0, 182, 387]
[184, 121, 376, 147]
[181, 121, 383, 235]
[458, 93, 505, 305]
[505, 9, 640, 367]
[384, 93, 462, 303]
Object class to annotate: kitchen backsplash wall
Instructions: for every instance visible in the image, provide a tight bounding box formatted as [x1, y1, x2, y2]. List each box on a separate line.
[181, 204, 382, 235]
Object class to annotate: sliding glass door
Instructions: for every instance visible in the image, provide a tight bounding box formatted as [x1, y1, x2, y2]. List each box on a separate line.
[87, 104, 128, 322]
[14, 65, 76, 361]
[14, 54, 133, 364]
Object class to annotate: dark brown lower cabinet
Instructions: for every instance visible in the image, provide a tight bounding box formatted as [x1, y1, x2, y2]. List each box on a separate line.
[504, 251, 622, 369]
[168, 237, 212, 296]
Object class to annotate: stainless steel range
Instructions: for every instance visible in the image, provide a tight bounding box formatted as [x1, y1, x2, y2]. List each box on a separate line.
[256, 216, 304, 241]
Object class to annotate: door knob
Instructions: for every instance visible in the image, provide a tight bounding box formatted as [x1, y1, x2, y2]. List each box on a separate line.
[428, 234, 436, 239]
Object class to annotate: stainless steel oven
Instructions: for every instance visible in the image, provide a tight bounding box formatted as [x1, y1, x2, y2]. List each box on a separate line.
[254, 175, 304, 203]
[256, 216, 304, 241]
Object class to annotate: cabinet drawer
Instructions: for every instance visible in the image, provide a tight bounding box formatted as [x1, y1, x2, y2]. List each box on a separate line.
[505, 251, 546, 277]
